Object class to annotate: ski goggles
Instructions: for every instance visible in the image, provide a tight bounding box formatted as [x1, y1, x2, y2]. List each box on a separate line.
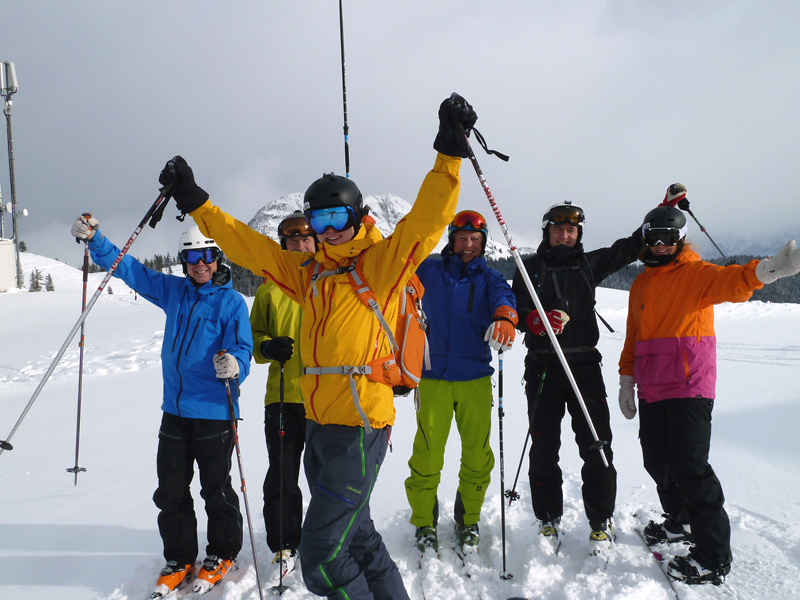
[542, 205, 585, 228]
[278, 217, 314, 239]
[306, 206, 355, 235]
[181, 247, 220, 265]
[449, 210, 488, 236]
[643, 228, 682, 247]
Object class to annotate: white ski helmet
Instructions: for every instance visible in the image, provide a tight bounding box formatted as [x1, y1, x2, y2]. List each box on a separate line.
[178, 226, 221, 275]
[178, 225, 219, 256]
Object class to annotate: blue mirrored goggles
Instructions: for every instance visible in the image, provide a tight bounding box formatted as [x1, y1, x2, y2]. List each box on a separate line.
[181, 247, 220, 265]
[306, 206, 355, 235]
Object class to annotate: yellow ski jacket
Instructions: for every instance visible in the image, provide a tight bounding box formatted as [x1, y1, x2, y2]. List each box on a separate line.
[191, 154, 462, 430]
[250, 280, 305, 407]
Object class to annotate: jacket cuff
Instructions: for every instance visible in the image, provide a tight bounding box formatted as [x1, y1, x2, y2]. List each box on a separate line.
[493, 305, 519, 327]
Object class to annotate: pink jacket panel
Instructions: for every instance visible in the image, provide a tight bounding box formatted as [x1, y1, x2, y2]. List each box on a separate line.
[633, 336, 717, 403]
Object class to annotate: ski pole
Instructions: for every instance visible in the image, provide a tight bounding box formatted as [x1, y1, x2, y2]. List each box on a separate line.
[678, 198, 736, 265]
[272, 361, 289, 595]
[219, 355, 265, 600]
[338, 0, 350, 178]
[66, 239, 90, 485]
[497, 351, 512, 580]
[460, 128, 610, 467]
[0, 184, 175, 456]
[506, 364, 548, 505]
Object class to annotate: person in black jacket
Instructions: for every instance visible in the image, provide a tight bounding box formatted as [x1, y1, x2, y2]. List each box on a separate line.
[511, 201, 643, 553]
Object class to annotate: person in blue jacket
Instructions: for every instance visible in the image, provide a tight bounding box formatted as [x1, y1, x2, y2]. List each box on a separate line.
[71, 216, 252, 598]
[404, 210, 518, 555]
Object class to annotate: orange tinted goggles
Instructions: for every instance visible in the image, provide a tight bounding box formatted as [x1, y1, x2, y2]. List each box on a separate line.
[451, 210, 487, 232]
[278, 217, 313, 239]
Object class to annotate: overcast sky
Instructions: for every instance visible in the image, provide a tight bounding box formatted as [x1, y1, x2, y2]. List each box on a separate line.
[1, 0, 799, 265]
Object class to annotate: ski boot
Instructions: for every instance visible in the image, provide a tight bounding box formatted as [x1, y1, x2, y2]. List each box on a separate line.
[668, 551, 730, 585]
[192, 555, 236, 594]
[151, 561, 195, 598]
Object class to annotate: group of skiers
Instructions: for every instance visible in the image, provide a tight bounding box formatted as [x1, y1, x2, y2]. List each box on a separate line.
[70, 93, 800, 599]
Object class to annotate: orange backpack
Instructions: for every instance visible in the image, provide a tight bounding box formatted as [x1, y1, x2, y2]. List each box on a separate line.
[308, 253, 430, 397]
[346, 254, 430, 396]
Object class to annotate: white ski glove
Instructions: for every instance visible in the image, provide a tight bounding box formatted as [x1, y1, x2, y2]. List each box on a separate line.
[755, 240, 800, 285]
[618, 375, 636, 420]
[71, 213, 99, 241]
[484, 320, 516, 353]
[213, 352, 240, 380]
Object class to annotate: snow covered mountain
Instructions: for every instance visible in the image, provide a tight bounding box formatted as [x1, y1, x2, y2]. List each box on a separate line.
[245, 193, 535, 260]
[2, 251, 800, 600]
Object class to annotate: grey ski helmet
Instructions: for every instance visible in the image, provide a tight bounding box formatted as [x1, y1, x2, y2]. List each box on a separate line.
[302, 173, 366, 234]
[542, 201, 585, 243]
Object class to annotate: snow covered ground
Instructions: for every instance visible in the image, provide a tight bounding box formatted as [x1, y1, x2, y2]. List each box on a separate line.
[2, 251, 799, 600]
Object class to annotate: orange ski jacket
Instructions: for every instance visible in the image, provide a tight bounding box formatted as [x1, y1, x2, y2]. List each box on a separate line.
[619, 247, 763, 402]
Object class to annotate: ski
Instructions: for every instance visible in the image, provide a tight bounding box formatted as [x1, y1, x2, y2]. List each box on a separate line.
[633, 527, 680, 599]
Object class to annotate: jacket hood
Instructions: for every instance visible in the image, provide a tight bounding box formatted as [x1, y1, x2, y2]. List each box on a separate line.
[437, 248, 487, 276]
[312, 216, 382, 269]
[189, 262, 233, 293]
[537, 239, 585, 260]
[645, 246, 701, 274]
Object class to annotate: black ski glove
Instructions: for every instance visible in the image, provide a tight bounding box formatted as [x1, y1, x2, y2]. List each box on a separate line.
[677, 197, 690, 211]
[159, 156, 209, 215]
[260, 336, 294, 363]
[433, 93, 478, 158]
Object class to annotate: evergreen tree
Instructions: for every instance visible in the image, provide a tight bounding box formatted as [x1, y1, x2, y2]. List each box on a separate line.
[28, 268, 43, 292]
[19, 241, 27, 252]
[45, 273, 55, 291]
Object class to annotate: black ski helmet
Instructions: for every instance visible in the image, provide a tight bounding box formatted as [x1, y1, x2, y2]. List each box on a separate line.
[303, 173, 365, 234]
[542, 201, 585, 244]
[277, 211, 318, 251]
[641, 206, 687, 245]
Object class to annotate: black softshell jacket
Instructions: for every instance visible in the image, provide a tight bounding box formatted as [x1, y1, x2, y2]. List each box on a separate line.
[512, 231, 641, 368]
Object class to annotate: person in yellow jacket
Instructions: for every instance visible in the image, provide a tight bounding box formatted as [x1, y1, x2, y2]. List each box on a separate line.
[250, 211, 316, 574]
[158, 93, 478, 600]
[618, 200, 800, 585]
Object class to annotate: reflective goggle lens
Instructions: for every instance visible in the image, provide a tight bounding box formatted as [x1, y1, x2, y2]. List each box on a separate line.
[450, 210, 487, 234]
[644, 229, 681, 247]
[278, 217, 313, 239]
[181, 247, 219, 264]
[307, 206, 353, 234]
[545, 206, 584, 227]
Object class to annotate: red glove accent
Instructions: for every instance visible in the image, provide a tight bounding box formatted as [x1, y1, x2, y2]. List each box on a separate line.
[525, 309, 570, 336]
[658, 183, 687, 207]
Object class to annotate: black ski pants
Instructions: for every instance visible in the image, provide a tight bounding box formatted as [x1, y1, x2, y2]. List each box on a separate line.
[153, 412, 243, 566]
[639, 397, 732, 566]
[525, 361, 616, 525]
[263, 402, 306, 553]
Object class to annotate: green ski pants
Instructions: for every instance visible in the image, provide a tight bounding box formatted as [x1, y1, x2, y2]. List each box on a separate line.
[405, 376, 494, 527]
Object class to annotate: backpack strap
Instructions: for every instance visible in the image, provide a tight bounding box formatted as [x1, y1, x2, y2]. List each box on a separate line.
[302, 365, 373, 434]
[346, 254, 400, 354]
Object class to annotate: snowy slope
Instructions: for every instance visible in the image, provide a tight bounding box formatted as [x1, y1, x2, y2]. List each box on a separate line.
[1, 251, 800, 600]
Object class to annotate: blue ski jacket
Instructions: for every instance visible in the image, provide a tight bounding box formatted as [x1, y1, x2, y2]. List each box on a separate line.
[417, 250, 516, 382]
[88, 231, 252, 420]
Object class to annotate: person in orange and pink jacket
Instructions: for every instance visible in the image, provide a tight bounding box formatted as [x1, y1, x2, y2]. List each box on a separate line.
[618, 193, 800, 586]
[157, 94, 478, 600]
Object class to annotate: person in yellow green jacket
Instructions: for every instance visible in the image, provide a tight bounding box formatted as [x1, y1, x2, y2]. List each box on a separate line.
[250, 211, 316, 575]
[618, 200, 800, 585]
[157, 93, 478, 600]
